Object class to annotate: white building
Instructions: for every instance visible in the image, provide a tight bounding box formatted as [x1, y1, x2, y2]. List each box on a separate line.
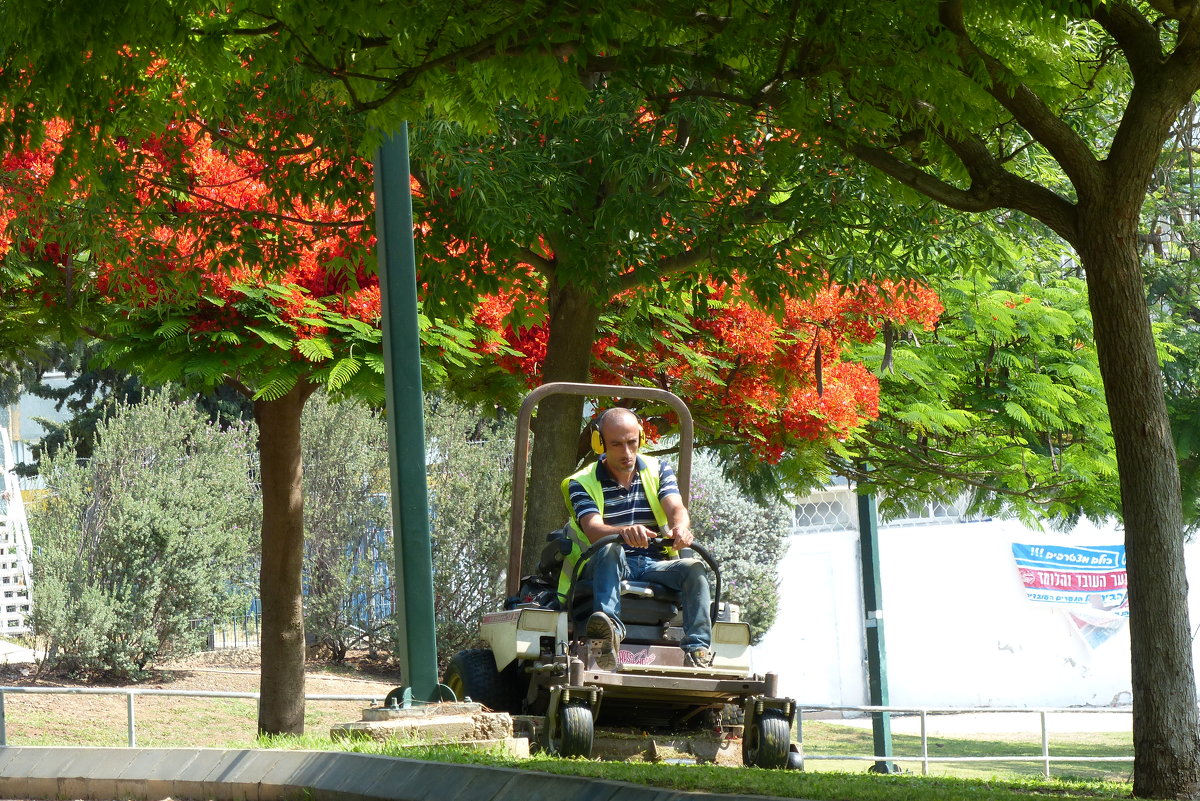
[754, 484, 1146, 708]
[0, 424, 33, 634]
[0, 373, 77, 636]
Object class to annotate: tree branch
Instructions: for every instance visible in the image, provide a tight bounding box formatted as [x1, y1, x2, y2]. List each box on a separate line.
[839, 440, 1080, 504]
[846, 133, 1078, 242]
[139, 175, 368, 230]
[937, 0, 1102, 197]
[1097, 4, 1200, 192]
[516, 246, 554, 278]
[1092, 2, 1163, 81]
[185, 116, 322, 159]
[615, 245, 712, 293]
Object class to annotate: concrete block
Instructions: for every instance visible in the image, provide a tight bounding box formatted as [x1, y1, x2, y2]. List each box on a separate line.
[200, 749, 270, 801]
[58, 774, 97, 799]
[491, 737, 530, 758]
[0, 745, 35, 775]
[0, 742, 766, 801]
[120, 746, 187, 780]
[15, 747, 82, 781]
[0, 776, 30, 799]
[144, 777, 179, 800]
[303, 750, 388, 799]
[441, 764, 520, 801]
[359, 756, 445, 800]
[260, 750, 347, 796]
[207, 748, 274, 783]
[361, 702, 482, 722]
[333, 709, 513, 745]
[223, 751, 285, 800]
[489, 771, 626, 801]
[24, 776, 59, 799]
[114, 777, 151, 800]
[86, 747, 142, 775]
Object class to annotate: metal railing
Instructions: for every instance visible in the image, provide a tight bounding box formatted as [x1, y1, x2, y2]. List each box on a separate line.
[189, 611, 262, 651]
[0, 688, 1136, 778]
[796, 704, 1134, 778]
[0, 686, 382, 748]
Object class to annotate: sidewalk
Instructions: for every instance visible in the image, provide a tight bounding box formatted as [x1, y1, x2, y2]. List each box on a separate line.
[0, 637, 39, 664]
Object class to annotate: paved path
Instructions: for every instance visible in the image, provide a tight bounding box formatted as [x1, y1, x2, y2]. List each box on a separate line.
[0, 746, 788, 801]
[0, 637, 38, 664]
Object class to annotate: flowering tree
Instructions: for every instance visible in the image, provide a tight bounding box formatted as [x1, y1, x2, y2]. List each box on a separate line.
[477, 277, 941, 457]
[411, 86, 948, 566]
[0, 117, 407, 734]
[7, 2, 1199, 792]
[410, 86, 945, 563]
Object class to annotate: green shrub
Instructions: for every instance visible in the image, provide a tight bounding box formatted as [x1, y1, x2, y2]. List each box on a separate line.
[299, 392, 392, 660]
[298, 393, 515, 665]
[28, 392, 257, 677]
[423, 396, 514, 661]
[688, 453, 789, 643]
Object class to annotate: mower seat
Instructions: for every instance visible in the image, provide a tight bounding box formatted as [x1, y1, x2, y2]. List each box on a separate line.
[568, 579, 683, 644]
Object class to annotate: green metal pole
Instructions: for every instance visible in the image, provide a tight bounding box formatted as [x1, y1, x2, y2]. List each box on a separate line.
[858, 488, 898, 773]
[374, 123, 439, 702]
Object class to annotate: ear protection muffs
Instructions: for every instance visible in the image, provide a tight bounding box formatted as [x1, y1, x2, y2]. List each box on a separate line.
[590, 408, 647, 455]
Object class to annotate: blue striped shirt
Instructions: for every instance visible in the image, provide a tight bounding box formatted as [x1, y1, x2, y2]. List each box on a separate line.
[568, 456, 680, 559]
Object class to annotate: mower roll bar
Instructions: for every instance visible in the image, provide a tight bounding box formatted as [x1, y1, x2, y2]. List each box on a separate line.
[506, 382, 695, 598]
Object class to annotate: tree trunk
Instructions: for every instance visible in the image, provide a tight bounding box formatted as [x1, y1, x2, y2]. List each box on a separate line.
[254, 380, 316, 735]
[1079, 223, 1200, 799]
[521, 281, 602, 576]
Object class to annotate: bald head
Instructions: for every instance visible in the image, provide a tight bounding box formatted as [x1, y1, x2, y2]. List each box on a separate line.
[598, 407, 641, 442]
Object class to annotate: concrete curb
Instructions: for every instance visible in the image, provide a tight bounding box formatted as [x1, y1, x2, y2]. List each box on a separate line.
[0, 746, 785, 801]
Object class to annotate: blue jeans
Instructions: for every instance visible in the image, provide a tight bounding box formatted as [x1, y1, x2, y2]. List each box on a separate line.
[582, 544, 712, 652]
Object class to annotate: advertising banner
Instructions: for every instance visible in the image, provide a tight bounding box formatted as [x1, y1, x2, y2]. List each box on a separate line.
[1011, 543, 1128, 650]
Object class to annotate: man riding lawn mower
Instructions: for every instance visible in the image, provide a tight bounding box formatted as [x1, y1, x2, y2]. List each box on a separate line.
[441, 383, 795, 767]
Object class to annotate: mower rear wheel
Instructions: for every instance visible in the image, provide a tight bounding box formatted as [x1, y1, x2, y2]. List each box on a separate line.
[743, 709, 791, 769]
[442, 648, 514, 712]
[548, 702, 594, 759]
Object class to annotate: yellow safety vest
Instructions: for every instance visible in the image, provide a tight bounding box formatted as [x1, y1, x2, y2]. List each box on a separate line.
[556, 454, 675, 604]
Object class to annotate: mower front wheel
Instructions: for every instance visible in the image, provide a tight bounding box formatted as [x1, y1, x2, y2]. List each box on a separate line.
[547, 702, 594, 759]
[743, 709, 791, 769]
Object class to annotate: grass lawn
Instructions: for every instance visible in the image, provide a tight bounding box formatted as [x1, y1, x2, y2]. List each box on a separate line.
[265, 733, 1138, 801]
[797, 720, 1134, 782]
[0, 651, 1141, 800]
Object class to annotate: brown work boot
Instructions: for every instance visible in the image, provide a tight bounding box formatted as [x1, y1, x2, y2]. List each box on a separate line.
[683, 647, 713, 668]
[586, 612, 621, 670]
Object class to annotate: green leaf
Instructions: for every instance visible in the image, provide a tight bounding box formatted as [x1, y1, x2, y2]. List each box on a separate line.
[247, 326, 295, 349]
[1003, 401, 1035, 429]
[327, 356, 362, 391]
[296, 337, 334, 362]
[362, 352, 386, 374]
[154, 319, 189, 339]
[253, 373, 299, 402]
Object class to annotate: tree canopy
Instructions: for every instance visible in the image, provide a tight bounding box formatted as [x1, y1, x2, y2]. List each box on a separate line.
[410, 83, 951, 555]
[5, 1, 1200, 794]
[0, 114, 395, 734]
[716, 5, 1200, 796]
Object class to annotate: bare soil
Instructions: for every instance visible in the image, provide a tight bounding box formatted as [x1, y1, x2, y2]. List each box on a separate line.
[0, 649, 404, 748]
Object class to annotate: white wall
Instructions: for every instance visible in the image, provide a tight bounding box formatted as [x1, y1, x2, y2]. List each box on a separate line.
[752, 530, 866, 704]
[754, 513, 1161, 708]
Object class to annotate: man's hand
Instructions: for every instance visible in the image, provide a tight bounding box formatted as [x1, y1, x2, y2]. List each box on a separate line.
[667, 526, 694, 550]
[618, 524, 656, 548]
